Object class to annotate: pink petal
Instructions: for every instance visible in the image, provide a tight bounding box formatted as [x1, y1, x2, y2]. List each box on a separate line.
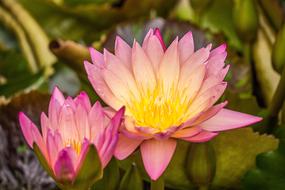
[114, 134, 143, 160]
[40, 112, 49, 143]
[54, 148, 75, 182]
[75, 102, 89, 140]
[89, 47, 104, 66]
[51, 86, 65, 105]
[48, 87, 65, 129]
[200, 108, 262, 132]
[178, 63, 206, 102]
[171, 126, 202, 138]
[158, 38, 180, 94]
[181, 46, 210, 66]
[178, 31, 194, 63]
[115, 36, 132, 69]
[58, 103, 78, 141]
[103, 50, 140, 102]
[140, 139, 177, 180]
[182, 131, 218, 142]
[132, 41, 156, 93]
[75, 139, 90, 173]
[154, 28, 166, 51]
[142, 29, 154, 49]
[19, 112, 43, 148]
[209, 43, 227, 57]
[84, 61, 123, 110]
[143, 34, 164, 73]
[89, 101, 105, 143]
[74, 91, 91, 112]
[190, 101, 228, 126]
[47, 130, 60, 166]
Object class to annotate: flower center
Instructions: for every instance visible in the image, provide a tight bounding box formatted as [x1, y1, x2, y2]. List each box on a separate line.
[65, 139, 82, 155]
[127, 86, 191, 131]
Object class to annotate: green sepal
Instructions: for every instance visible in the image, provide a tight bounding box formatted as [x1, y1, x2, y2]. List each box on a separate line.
[92, 158, 120, 190]
[72, 144, 103, 190]
[33, 143, 55, 179]
[119, 163, 143, 190]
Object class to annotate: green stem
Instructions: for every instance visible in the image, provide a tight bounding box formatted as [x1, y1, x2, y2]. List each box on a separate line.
[151, 177, 164, 190]
[268, 65, 285, 131]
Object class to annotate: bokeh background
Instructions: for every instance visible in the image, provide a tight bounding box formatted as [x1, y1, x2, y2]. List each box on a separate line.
[0, 0, 285, 189]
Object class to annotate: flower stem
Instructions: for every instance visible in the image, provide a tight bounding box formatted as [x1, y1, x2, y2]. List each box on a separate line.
[267, 65, 285, 132]
[151, 177, 164, 190]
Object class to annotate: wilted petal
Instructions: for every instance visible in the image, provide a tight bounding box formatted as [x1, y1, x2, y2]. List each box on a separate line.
[200, 109, 262, 132]
[140, 139, 176, 180]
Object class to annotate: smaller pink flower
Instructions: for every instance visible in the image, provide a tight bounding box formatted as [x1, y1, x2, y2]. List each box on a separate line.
[19, 87, 124, 188]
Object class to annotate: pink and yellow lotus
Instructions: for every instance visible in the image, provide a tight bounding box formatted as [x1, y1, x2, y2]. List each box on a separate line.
[84, 28, 262, 180]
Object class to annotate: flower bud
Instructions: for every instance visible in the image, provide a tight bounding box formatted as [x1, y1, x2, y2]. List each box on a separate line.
[272, 25, 285, 74]
[233, 0, 259, 42]
[186, 142, 216, 188]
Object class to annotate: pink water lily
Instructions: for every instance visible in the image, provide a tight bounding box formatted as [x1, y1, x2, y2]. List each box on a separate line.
[84, 28, 262, 180]
[19, 87, 124, 188]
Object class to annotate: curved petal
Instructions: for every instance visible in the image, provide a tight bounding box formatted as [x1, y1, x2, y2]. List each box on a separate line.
[154, 28, 166, 50]
[158, 38, 180, 94]
[171, 126, 202, 138]
[132, 42, 156, 93]
[84, 61, 123, 110]
[115, 36, 132, 69]
[182, 131, 218, 142]
[144, 34, 164, 73]
[200, 108, 262, 132]
[103, 50, 140, 102]
[74, 91, 91, 112]
[140, 139, 177, 180]
[89, 47, 104, 66]
[178, 31, 194, 63]
[54, 148, 76, 182]
[19, 112, 43, 148]
[114, 134, 143, 160]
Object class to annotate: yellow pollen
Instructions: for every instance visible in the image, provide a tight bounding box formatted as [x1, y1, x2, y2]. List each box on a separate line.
[65, 139, 82, 155]
[127, 85, 191, 131]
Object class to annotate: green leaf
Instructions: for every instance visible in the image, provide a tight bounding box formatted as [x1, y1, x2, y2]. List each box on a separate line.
[242, 127, 285, 189]
[92, 158, 120, 190]
[72, 144, 103, 189]
[119, 163, 143, 190]
[118, 128, 278, 190]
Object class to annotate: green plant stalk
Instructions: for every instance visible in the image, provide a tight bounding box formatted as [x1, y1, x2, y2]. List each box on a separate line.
[49, 39, 90, 73]
[151, 177, 164, 190]
[0, 6, 38, 73]
[1, 0, 56, 70]
[258, 0, 284, 31]
[268, 65, 285, 126]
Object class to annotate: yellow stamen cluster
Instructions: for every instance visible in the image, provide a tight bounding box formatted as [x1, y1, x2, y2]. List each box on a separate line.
[127, 85, 191, 131]
[65, 139, 82, 155]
